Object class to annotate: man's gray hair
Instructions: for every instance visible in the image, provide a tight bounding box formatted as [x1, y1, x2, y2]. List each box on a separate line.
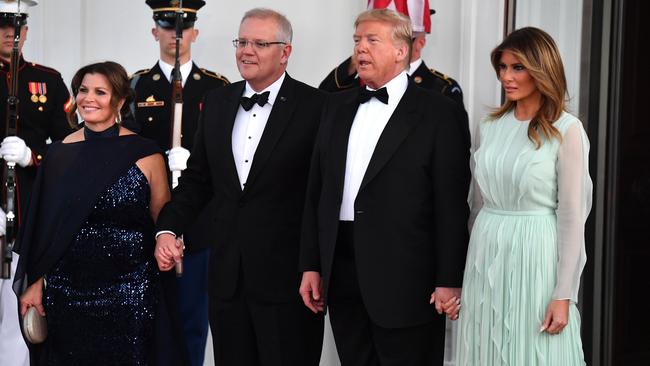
[241, 8, 293, 44]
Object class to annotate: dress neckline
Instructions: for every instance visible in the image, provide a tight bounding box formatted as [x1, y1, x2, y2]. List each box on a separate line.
[84, 123, 120, 140]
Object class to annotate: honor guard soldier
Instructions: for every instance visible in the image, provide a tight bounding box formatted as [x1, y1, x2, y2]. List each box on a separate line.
[0, 1, 74, 366]
[319, 0, 465, 108]
[125, 1, 229, 365]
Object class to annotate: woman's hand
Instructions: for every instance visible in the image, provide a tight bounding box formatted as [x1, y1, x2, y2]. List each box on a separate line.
[430, 287, 462, 320]
[540, 299, 570, 334]
[19, 277, 46, 317]
[155, 233, 183, 271]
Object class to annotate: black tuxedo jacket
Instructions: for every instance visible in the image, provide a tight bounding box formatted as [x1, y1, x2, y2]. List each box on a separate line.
[300, 81, 471, 328]
[157, 74, 325, 302]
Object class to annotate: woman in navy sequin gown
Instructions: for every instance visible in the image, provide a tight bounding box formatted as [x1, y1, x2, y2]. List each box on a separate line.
[14, 62, 185, 365]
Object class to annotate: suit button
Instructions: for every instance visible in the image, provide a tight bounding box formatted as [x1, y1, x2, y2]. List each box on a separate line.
[355, 210, 364, 214]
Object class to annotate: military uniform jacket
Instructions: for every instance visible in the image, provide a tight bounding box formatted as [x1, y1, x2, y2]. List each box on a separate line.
[127, 61, 229, 252]
[0, 57, 73, 223]
[319, 56, 465, 108]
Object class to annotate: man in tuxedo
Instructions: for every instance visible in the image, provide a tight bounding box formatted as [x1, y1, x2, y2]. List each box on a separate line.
[299, 9, 470, 366]
[154, 8, 324, 366]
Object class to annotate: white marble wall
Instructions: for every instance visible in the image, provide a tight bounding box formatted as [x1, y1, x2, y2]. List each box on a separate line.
[19, 1, 582, 365]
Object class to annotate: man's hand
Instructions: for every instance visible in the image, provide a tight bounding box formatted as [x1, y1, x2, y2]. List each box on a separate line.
[154, 232, 183, 271]
[299, 271, 324, 313]
[430, 287, 462, 320]
[540, 299, 570, 334]
[20, 278, 46, 317]
[167, 147, 191, 172]
[0, 136, 32, 167]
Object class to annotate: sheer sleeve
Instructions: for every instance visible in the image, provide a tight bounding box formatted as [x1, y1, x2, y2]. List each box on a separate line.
[552, 121, 593, 303]
[468, 121, 484, 232]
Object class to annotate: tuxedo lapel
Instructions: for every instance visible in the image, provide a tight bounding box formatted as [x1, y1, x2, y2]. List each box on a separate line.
[241, 75, 296, 194]
[359, 83, 420, 191]
[216, 82, 246, 194]
[330, 91, 360, 202]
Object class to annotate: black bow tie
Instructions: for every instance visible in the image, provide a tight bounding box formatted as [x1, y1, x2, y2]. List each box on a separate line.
[240, 91, 270, 111]
[358, 87, 389, 104]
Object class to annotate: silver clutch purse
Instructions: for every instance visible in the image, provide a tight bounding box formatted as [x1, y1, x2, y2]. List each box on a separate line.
[22, 306, 47, 344]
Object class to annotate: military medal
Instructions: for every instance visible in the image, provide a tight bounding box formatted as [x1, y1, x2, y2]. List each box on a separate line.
[28, 82, 39, 102]
[137, 95, 164, 107]
[38, 83, 47, 103]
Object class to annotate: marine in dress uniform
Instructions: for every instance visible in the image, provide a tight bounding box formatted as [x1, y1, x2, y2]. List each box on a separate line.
[124, 1, 229, 365]
[0, 2, 74, 366]
[319, 1, 465, 107]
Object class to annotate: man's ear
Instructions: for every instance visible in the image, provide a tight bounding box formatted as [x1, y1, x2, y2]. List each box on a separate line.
[152, 27, 159, 41]
[395, 43, 408, 63]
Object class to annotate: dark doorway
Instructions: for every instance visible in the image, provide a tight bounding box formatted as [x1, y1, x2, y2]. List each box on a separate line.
[610, 0, 650, 365]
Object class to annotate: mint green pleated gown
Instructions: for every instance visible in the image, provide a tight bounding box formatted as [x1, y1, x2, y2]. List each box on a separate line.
[456, 111, 589, 366]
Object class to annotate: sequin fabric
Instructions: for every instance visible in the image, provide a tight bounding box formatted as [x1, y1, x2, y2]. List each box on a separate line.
[45, 165, 158, 365]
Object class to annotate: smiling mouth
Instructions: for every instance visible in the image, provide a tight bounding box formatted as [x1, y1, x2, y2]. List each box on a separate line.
[240, 60, 257, 65]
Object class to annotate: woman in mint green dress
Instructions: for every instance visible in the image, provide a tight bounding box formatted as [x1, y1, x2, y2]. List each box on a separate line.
[455, 27, 592, 365]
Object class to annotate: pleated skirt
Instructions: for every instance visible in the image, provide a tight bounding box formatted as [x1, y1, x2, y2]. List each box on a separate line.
[455, 208, 586, 366]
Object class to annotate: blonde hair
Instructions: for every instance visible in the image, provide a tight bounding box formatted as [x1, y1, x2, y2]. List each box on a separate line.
[355, 9, 412, 68]
[490, 27, 567, 148]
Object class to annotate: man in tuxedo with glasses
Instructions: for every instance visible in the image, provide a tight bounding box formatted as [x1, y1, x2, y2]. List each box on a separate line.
[154, 7, 324, 366]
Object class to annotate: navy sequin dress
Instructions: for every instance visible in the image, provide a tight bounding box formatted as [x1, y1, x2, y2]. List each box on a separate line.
[44, 165, 158, 365]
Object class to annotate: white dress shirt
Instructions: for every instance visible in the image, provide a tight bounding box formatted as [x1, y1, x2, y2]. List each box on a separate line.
[339, 71, 409, 220]
[158, 59, 193, 87]
[232, 73, 286, 190]
[408, 58, 423, 76]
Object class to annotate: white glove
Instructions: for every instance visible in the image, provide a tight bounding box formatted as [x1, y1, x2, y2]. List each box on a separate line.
[167, 147, 190, 172]
[0, 207, 6, 236]
[0, 136, 33, 167]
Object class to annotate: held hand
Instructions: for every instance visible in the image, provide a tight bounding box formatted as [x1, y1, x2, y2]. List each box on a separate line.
[0, 207, 5, 236]
[167, 147, 190, 172]
[0, 136, 32, 167]
[299, 271, 324, 313]
[19, 278, 46, 317]
[540, 299, 570, 334]
[154, 233, 183, 271]
[430, 287, 462, 316]
[431, 295, 461, 321]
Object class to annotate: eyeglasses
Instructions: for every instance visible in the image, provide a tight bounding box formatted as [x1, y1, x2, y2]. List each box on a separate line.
[232, 39, 287, 49]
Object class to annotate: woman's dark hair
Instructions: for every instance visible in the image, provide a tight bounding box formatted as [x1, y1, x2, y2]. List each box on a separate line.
[67, 61, 135, 127]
